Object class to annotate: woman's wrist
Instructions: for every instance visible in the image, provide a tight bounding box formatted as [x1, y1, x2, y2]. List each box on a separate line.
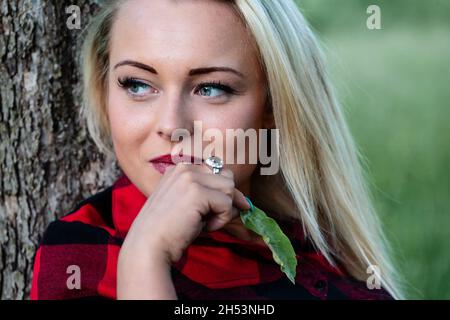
[117, 238, 176, 299]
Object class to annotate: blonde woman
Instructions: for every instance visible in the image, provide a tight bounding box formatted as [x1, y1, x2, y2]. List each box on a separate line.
[31, 0, 402, 300]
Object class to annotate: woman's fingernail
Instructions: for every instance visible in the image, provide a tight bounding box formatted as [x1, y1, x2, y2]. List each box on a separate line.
[244, 196, 254, 211]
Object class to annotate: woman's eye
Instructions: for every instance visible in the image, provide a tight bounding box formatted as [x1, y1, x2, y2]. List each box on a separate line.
[198, 86, 223, 98]
[196, 82, 237, 98]
[118, 78, 237, 100]
[118, 77, 153, 97]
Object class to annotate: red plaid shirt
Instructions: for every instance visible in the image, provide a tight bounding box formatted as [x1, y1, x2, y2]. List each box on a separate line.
[30, 174, 393, 300]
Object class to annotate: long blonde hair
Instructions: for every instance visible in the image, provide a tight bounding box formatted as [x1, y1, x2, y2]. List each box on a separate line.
[80, 0, 404, 299]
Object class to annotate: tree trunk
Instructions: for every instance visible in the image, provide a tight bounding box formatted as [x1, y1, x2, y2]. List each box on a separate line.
[0, 0, 119, 299]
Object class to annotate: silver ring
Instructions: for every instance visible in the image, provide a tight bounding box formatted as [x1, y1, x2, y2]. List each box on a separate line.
[205, 156, 223, 174]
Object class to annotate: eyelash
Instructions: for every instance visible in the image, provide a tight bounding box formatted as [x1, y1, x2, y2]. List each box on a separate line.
[117, 77, 239, 98]
[197, 80, 238, 95]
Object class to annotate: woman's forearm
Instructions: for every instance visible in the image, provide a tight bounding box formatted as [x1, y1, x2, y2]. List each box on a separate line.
[117, 242, 177, 300]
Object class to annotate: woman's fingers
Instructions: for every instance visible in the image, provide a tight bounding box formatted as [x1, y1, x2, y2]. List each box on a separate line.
[174, 163, 250, 211]
[183, 180, 239, 232]
[233, 188, 251, 211]
[206, 206, 240, 232]
[167, 161, 251, 231]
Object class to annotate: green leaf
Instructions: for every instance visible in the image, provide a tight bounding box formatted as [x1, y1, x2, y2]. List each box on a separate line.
[240, 197, 297, 284]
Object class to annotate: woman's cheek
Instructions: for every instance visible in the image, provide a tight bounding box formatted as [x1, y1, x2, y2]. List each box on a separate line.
[108, 93, 151, 143]
[108, 103, 132, 147]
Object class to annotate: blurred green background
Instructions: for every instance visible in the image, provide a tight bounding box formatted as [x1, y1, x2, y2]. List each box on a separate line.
[295, 0, 450, 299]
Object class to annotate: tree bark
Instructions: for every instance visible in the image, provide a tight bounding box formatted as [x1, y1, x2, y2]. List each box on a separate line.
[0, 0, 119, 299]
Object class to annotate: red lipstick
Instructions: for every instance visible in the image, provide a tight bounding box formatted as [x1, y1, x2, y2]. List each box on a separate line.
[149, 154, 203, 174]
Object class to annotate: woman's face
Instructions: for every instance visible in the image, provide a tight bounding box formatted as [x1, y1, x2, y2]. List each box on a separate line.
[107, 0, 272, 197]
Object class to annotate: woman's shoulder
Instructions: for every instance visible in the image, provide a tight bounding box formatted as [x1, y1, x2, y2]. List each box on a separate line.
[30, 186, 119, 300]
[43, 185, 117, 240]
[58, 185, 115, 230]
[35, 184, 119, 259]
[297, 251, 394, 300]
[328, 275, 395, 300]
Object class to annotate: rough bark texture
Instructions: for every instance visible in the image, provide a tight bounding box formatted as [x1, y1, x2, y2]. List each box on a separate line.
[0, 0, 120, 299]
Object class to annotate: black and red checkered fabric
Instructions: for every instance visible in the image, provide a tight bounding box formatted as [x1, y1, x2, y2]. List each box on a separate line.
[30, 174, 393, 300]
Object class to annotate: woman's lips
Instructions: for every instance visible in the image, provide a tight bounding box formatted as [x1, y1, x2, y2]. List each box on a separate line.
[149, 154, 203, 174]
[151, 162, 175, 174]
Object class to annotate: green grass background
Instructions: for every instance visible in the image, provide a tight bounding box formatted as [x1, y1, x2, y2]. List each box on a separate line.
[295, 0, 450, 299]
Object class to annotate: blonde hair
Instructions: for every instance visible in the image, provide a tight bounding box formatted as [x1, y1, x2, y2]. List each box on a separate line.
[80, 0, 404, 299]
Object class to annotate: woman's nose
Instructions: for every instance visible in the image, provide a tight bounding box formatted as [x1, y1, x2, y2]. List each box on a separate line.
[154, 93, 192, 141]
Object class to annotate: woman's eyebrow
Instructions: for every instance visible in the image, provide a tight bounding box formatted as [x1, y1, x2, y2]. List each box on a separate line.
[113, 59, 244, 78]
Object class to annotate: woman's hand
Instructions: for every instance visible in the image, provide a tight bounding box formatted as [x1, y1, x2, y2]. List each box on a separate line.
[117, 161, 250, 299]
